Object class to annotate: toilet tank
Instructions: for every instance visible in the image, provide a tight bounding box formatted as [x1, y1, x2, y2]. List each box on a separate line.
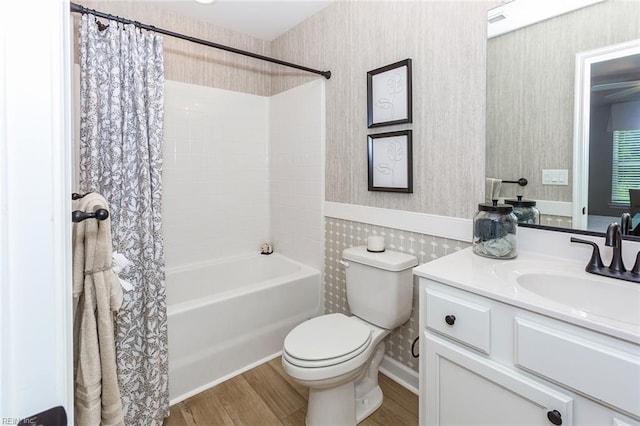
[342, 246, 418, 329]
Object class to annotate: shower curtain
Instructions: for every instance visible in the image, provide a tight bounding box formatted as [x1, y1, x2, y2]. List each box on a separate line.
[78, 14, 168, 425]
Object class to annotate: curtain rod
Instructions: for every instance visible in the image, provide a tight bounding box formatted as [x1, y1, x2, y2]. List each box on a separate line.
[69, 2, 331, 80]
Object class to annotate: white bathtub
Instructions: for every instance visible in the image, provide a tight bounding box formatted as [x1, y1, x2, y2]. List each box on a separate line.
[166, 252, 321, 403]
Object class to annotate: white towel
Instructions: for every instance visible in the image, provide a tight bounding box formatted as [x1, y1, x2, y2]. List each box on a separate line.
[485, 178, 502, 203]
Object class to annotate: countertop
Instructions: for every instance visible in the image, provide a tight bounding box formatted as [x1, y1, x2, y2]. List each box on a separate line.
[413, 247, 640, 344]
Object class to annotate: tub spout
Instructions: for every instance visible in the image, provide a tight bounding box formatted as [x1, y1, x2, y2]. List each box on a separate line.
[260, 242, 273, 255]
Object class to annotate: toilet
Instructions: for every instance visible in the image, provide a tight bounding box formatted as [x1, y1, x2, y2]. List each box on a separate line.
[282, 246, 418, 426]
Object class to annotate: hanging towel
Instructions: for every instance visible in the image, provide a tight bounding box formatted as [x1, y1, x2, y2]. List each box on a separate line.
[72, 193, 124, 426]
[485, 178, 502, 203]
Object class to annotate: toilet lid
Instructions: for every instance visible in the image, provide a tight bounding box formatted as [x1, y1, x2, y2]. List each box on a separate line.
[284, 313, 372, 367]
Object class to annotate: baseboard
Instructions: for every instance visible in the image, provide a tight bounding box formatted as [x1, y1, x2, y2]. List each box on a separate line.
[379, 355, 419, 395]
[169, 351, 282, 405]
[170, 351, 419, 405]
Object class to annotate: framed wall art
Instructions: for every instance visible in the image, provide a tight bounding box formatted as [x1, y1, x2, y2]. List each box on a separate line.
[367, 58, 412, 128]
[367, 130, 413, 193]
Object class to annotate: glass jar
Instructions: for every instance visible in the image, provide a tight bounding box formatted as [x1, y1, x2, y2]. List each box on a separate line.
[473, 200, 518, 259]
[505, 195, 540, 225]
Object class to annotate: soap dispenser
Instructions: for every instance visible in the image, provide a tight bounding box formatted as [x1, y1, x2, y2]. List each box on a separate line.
[473, 200, 518, 259]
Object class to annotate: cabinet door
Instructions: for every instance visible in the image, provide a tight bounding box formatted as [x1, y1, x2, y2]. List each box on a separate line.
[423, 332, 573, 426]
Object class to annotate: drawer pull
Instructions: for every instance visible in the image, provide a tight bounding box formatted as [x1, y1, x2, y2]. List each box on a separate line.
[546, 410, 562, 425]
[445, 315, 456, 326]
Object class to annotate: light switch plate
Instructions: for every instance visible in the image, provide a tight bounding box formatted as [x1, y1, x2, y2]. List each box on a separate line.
[542, 169, 569, 185]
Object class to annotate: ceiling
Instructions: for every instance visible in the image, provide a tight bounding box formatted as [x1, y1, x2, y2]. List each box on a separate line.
[591, 53, 640, 106]
[155, 0, 333, 41]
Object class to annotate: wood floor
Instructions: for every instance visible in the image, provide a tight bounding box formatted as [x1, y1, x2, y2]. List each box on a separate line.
[163, 356, 418, 426]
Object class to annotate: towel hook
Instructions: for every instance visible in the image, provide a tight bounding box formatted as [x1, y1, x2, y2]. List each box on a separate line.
[72, 208, 109, 223]
[72, 192, 92, 200]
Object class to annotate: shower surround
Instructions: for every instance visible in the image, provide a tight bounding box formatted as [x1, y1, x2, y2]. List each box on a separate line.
[161, 78, 325, 400]
[162, 79, 324, 271]
[162, 80, 270, 267]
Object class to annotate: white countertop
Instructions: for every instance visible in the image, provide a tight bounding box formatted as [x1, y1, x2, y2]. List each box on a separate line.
[413, 247, 640, 344]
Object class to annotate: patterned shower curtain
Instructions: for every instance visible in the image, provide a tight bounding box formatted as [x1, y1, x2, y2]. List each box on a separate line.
[78, 14, 168, 425]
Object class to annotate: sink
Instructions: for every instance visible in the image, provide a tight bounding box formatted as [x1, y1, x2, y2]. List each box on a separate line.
[493, 260, 640, 327]
[516, 272, 640, 326]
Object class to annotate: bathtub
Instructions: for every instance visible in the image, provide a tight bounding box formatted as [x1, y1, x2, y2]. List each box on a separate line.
[166, 252, 322, 404]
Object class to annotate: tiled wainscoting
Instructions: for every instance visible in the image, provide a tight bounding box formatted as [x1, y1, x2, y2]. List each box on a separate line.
[541, 214, 572, 228]
[324, 217, 470, 372]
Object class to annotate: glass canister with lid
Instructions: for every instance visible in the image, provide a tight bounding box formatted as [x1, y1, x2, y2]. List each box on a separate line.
[505, 195, 540, 225]
[472, 200, 518, 259]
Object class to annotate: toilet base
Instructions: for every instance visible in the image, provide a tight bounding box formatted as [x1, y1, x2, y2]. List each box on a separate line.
[355, 341, 385, 423]
[305, 380, 384, 426]
[305, 342, 386, 426]
[306, 380, 357, 426]
[355, 379, 383, 423]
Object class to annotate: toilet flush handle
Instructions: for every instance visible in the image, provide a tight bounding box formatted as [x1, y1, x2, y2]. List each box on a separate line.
[339, 260, 350, 268]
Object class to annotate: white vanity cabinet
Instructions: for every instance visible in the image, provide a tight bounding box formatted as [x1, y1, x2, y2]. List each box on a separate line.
[418, 278, 640, 426]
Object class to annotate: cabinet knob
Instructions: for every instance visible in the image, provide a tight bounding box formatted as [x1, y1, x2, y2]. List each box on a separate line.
[547, 410, 562, 425]
[445, 315, 456, 326]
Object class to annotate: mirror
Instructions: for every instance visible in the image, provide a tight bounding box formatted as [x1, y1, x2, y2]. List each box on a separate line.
[574, 42, 640, 234]
[485, 0, 640, 236]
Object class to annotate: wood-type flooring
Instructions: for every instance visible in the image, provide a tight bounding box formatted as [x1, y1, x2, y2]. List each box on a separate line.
[163, 356, 418, 426]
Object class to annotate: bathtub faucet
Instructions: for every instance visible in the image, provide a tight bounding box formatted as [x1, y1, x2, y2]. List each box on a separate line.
[260, 242, 273, 255]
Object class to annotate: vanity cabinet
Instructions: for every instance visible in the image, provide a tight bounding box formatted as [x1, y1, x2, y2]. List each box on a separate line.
[424, 332, 573, 425]
[419, 279, 640, 426]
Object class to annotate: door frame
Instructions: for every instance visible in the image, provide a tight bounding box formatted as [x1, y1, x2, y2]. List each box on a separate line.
[0, 0, 74, 420]
[573, 39, 640, 230]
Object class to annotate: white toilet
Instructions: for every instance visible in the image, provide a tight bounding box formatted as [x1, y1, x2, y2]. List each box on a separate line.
[282, 246, 418, 426]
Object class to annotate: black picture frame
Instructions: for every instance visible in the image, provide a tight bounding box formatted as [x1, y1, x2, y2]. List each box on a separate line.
[368, 130, 413, 193]
[367, 59, 413, 128]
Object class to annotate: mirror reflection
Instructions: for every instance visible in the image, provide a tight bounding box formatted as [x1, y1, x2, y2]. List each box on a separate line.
[485, 0, 640, 235]
[579, 48, 640, 234]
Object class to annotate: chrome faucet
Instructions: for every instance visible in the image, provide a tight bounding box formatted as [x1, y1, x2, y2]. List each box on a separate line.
[571, 222, 640, 283]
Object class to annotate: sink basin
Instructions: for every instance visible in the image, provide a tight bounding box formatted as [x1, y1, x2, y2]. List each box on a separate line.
[492, 260, 640, 327]
[516, 272, 640, 326]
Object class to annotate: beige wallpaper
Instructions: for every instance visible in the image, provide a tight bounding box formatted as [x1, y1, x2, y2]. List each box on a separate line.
[271, 1, 489, 219]
[73, 0, 272, 96]
[486, 0, 640, 202]
[73, 1, 492, 218]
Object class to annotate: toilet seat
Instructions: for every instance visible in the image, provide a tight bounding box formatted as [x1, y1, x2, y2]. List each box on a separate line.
[284, 314, 373, 368]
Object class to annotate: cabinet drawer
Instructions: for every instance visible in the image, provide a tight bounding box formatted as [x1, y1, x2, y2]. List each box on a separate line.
[515, 318, 640, 418]
[426, 288, 491, 354]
